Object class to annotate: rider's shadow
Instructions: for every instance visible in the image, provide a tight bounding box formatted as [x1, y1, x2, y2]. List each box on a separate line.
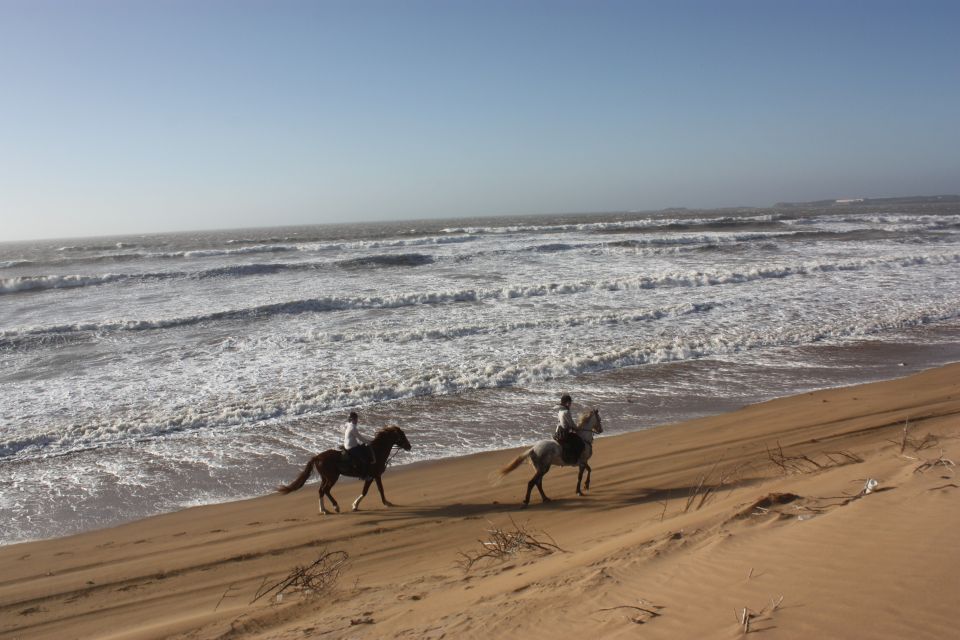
[348, 498, 580, 522]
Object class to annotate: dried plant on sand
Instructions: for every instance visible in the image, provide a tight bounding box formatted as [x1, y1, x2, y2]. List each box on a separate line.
[457, 517, 565, 572]
[765, 441, 862, 475]
[891, 420, 940, 458]
[913, 449, 956, 475]
[251, 549, 350, 604]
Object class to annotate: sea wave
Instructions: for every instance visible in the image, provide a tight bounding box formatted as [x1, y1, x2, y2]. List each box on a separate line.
[0, 263, 318, 295]
[0, 260, 35, 269]
[4, 251, 958, 343]
[0, 253, 440, 297]
[440, 213, 781, 236]
[0, 273, 149, 294]
[3, 299, 957, 462]
[300, 301, 718, 345]
[336, 253, 434, 269]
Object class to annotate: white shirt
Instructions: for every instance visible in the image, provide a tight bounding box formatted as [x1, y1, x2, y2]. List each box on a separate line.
[343, 421, 370, 450]
[557, 407, 577, 432]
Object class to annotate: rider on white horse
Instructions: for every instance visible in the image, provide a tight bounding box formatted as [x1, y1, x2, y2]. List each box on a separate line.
[555, 393, 585, 464]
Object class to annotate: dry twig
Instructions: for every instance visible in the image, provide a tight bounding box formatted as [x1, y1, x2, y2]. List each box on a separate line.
[913, 449, 956, 475]
[890, 420, 939, 458]
[596, 601, 663, 624]
[214, 583, 240, 612]
[737, 595, 784, 633]
[682, 455, 748, 513]
[250, 549, 349, 604]
[766, 441, 861, 475]
[457, 517, 565, 572]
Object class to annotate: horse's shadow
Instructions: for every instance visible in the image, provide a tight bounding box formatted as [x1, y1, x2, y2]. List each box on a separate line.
[348, 497, 582, 523]
[342, 473, 767, 523]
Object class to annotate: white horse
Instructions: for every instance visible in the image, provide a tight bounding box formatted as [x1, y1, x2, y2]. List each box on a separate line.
[498, 409, 603, 506]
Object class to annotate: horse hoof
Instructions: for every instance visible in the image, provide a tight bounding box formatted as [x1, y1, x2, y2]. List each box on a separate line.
[384, 501, 395, 507]
[542, 497, 552, 503]
[319, 510, 329, 516]
[521, 501, 529, 509]
[334, 506, 340, 513]
[576, 490, 583, 496]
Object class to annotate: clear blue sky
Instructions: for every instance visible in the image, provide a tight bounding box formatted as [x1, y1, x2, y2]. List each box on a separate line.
[1, 0, 958, 241]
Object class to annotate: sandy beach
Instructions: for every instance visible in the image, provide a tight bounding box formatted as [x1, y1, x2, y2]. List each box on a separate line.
[2, 363, 959, 639]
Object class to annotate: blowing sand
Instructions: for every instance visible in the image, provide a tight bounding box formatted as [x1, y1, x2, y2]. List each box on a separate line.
[2, 363, 959, 639]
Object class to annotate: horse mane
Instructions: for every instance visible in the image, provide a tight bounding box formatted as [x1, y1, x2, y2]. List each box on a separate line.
[374, 425, 403, 439]
[577, 409, 596, 428]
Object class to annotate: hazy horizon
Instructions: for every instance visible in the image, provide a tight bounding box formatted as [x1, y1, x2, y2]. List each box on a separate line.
[4, 191, 959, 245]
[2, 1, 958, 242]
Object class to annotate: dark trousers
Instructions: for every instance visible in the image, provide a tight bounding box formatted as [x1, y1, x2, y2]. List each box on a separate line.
[346, 446, 369, 477]
[561, 433, 585, 463]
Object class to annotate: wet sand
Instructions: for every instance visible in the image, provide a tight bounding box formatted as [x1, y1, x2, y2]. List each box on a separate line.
[2, 362, 959, 639]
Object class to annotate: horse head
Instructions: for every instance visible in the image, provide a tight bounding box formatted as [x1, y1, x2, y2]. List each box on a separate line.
[378, 425, 412, 451]
[578, 408, 603, 434]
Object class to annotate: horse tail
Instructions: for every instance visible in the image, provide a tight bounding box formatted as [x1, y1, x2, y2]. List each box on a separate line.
[499, 447, 534, 478]
[276, 454, 321, 494]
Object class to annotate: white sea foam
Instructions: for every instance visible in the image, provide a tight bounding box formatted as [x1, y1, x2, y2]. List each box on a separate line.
[3, 207, 960, 545]
[3, 299, 957, 462]
[0, 273, 136, 294]
[3, 250, 958, 341]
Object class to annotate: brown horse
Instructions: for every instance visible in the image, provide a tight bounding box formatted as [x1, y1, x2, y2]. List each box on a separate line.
[276, 425, 412, 514]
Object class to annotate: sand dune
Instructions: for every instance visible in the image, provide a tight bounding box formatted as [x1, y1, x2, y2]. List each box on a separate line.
[2, 363, 959, 639]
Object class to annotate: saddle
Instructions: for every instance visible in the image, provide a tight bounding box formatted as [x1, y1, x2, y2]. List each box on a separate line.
[555, 431, 585, 464]
[337, 444, 374, 477]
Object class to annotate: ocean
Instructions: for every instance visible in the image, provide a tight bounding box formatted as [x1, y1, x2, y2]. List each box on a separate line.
[2, 205, 960, 544]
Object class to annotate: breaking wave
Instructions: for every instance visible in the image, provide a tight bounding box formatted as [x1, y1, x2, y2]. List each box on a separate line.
[3, 299, 958, 462]
[336, 253, 434, 269]
[4, 251, 958, 344]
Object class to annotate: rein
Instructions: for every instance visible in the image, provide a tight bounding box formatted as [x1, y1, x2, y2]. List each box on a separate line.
[383, 443, 403, 467]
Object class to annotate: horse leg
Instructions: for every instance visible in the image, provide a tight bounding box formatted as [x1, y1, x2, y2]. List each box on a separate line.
[584, 463, 592, 491]
[352, 478, 373, 512]
[317, 466, 340, 514]
[317, 483, 328, 515]
[325, 484, 340, 513]
[576, 464, 586, 496]
[523, 471, 541, 507]
[537, 465, 551, 503]
[375, 476, 394, 507]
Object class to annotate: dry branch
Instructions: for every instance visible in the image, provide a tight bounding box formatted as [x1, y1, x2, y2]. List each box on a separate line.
[913, 449, 956, 475]
[214, 583, 240, 612]
[457, 517, 565, 572]
[251, 549, 349, 604]
[766, 441, 861, 475]
[890, 421, 940, 457]
[737, 595, 784, 633]
[596, 600, 663, 625]
[683, 455, 748, 513]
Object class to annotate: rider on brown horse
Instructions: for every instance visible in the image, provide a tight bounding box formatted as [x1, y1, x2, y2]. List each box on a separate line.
[343, 411, 375, 480]
[554, 393, 585, 464]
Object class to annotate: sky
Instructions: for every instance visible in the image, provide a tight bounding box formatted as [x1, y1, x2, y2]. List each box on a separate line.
[1, 0, 958, 241]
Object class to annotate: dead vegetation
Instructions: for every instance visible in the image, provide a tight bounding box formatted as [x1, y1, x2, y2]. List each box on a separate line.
[596, 599, 664, 624]
[683, 457, 751, 514]
[913, 449, 956, 475]
[734, 493, 802, 519]
[456, 517, 565, 572]
[890, 420, 940, 458]
[765, 441, 862, 475]
[250, 549, 349, 604]
[735, 595, 784, 633]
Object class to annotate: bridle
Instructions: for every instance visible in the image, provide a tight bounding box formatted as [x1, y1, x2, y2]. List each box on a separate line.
[382, 434, 409, 467]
